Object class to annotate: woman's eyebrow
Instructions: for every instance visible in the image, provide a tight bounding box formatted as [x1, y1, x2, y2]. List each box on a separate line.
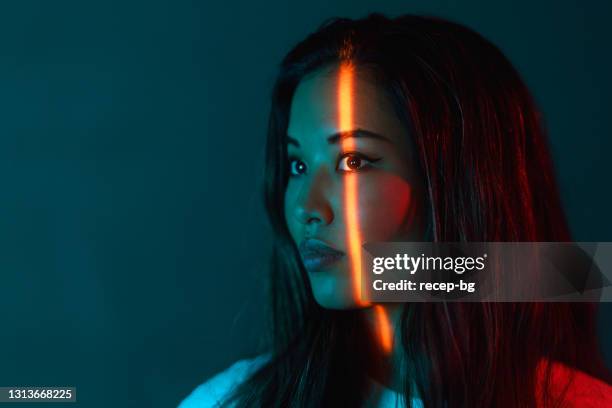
[328, 129, 392, 144]
[287, 136, 300, 147]
[287, 128, 392, 147]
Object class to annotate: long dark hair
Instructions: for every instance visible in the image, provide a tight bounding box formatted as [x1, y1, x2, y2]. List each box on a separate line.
[224, 13, 611, 407]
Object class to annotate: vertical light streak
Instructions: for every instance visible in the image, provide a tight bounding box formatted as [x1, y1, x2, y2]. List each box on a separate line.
[338, 61, 366, 306]
[337, 58, 393, 353]
[374, 305, 394, 354]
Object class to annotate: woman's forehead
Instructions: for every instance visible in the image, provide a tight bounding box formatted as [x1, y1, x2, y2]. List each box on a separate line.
[287, 66, 407, 147]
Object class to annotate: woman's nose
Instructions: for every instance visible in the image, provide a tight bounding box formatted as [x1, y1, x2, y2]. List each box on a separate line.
[292, 167, 334, 227]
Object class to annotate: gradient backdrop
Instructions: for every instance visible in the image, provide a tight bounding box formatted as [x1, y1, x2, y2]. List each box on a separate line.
[0, 1, 610, 407]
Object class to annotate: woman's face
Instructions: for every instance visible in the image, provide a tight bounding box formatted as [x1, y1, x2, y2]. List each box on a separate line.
[284, 65, 426, 309]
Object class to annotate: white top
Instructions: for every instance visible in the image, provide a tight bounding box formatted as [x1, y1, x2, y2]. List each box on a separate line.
[178, 355, 424, 408]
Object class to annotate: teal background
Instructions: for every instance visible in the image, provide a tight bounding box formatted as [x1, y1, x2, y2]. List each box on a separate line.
[0, 1, 610, 407]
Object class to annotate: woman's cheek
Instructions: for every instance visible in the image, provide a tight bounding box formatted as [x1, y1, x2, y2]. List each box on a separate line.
[354, 173, 413, 241]
[283, 184, 299, 237]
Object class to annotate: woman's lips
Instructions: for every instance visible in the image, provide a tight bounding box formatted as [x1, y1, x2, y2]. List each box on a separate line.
[298, 238, 346, 272]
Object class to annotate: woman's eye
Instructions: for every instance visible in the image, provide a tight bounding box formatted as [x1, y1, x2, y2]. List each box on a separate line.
[289, 158, 307, 176]
[337, 153, 379, 172]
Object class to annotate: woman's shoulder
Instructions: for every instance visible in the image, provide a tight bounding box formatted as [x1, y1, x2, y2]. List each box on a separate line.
[538, 359, 612, 407]
[178, 354, 270, 408]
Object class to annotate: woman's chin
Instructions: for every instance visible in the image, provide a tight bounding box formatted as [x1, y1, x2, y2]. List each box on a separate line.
[308, 270, 368, 310]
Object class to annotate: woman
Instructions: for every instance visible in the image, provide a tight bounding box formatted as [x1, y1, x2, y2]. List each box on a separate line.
[180, 13, 612, 407]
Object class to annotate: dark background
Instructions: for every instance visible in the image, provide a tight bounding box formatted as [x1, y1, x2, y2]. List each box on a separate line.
[0, 1, 610, 407]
